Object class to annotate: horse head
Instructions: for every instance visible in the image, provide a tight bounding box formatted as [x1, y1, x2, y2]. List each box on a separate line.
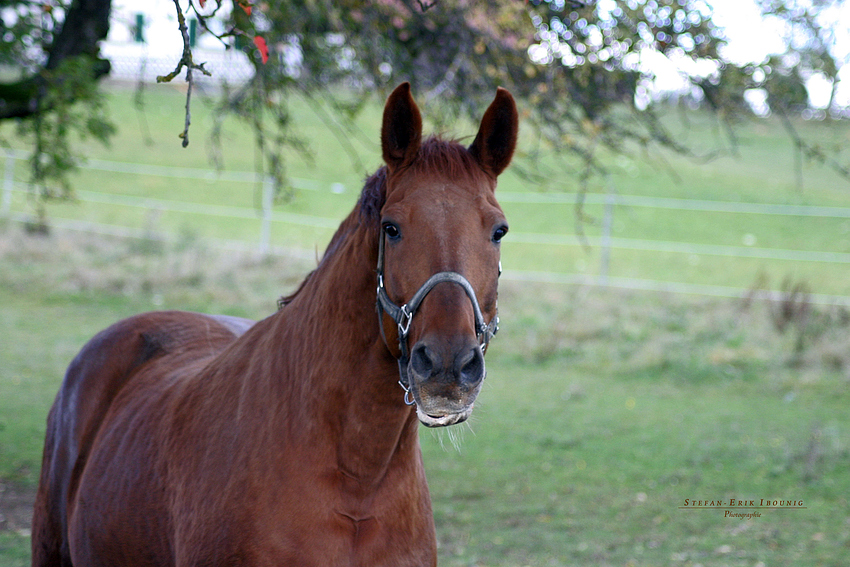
[377, 82, 518, 427]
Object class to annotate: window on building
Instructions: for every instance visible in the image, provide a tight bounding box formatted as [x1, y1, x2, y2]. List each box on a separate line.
[133, 13, 145, 43]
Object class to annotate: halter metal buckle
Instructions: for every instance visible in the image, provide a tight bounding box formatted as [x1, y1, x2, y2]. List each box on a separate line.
[398, 304, 413, 337]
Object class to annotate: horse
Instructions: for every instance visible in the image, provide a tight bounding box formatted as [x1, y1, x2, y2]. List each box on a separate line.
[31, 82, 518, 567]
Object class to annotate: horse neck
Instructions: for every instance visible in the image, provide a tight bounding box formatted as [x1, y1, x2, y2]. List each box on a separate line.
[265, 209, 419, 484]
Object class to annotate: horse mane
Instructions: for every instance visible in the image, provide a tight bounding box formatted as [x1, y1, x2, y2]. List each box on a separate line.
[278, 136, 483, 308]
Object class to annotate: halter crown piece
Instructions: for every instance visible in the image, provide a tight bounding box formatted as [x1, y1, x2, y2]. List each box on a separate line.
[375, 229, 500, 405]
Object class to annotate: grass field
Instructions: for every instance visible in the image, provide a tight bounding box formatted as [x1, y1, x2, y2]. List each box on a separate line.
[3, 83, 850, 297]
[1, 84, 850, 565]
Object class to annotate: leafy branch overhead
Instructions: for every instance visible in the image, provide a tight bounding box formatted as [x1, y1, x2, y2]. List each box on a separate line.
[0, 0, 114, 226]
[157, 0, 267, 147]
[2, 0, 849, 221]
[159, 0, 850, 194]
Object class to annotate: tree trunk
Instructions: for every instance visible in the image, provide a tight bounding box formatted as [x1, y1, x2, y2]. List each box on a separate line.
[46, 0, 112, 70]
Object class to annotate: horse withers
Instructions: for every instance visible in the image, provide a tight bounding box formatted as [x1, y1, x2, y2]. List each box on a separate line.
[32, 82, 518, 566]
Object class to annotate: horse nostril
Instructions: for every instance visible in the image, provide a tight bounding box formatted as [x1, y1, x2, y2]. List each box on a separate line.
[457, 346, 485, 386]
[411, 343, 438, 379]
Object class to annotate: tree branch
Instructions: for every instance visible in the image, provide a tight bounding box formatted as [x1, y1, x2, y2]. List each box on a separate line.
[415, 0, 438, 12]
[157, 0, 211, 147]
[777, 107, 850, 190]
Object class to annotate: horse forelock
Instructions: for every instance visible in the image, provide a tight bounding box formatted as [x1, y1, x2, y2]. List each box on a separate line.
[410, 136, 488, 183]
[357, 136, 489, 223]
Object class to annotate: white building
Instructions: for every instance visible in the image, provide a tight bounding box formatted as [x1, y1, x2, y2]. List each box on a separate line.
[103, 0, 254, 84]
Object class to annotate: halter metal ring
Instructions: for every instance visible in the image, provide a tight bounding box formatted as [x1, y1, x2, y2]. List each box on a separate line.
[398, 380, 416, 405]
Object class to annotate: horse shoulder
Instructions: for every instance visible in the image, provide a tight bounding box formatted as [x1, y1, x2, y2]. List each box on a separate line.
[60, 310, 253, 474]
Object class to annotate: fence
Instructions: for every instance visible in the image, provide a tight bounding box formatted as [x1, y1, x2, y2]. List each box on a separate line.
[104, 51, 255, 86]
[4, 150, 850, 307]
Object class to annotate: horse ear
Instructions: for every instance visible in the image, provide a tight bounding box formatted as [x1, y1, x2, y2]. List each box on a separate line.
[468, 87, 518, 177]
[381, 82, 423, 173]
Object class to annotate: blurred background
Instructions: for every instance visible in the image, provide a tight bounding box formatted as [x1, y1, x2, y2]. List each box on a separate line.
[1, 1, 849, 565]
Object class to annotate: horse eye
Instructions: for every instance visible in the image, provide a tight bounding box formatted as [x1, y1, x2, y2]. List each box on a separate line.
[383, 222, 401, 240]
[492, 225, 508, 243]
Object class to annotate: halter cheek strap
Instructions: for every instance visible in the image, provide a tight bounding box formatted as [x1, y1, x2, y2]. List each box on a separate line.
[375, 231, 500, 404]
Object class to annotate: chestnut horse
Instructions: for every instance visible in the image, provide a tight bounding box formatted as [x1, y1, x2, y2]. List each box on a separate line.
[31, 82, 518, 567]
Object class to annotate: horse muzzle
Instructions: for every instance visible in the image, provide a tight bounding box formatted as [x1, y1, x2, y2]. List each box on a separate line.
[407, 338, 485, 427]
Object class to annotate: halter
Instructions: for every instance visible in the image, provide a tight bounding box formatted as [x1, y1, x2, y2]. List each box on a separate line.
[375, 229, 500, 405]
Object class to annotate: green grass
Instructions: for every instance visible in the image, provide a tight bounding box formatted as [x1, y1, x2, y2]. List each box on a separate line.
[3, 84, 850, 296]
[425, 365, 850, 566]
[421, 284, 850, 566]
[1, 224, 849, 566]
[2, 85, 850, 565]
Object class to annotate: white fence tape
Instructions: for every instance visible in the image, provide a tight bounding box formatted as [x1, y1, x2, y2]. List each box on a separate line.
[4, 150, 850, 305]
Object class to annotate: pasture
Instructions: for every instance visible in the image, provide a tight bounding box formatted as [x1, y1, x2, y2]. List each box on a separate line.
[1, 83, 849, 565]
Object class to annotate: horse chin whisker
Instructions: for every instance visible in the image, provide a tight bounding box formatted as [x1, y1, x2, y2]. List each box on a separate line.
[429, 420, 472, 452]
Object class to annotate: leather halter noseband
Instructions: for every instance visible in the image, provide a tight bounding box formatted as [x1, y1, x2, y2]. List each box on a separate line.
[375, 229, 500, 404]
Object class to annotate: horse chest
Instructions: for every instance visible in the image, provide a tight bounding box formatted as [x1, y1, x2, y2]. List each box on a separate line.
[241, 466, 436, 567]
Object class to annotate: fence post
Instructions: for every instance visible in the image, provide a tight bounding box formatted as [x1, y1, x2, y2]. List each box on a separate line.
[259, 176, 273, 256]
[599, 180, 615, 286]
[2, 150, 13, 217]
